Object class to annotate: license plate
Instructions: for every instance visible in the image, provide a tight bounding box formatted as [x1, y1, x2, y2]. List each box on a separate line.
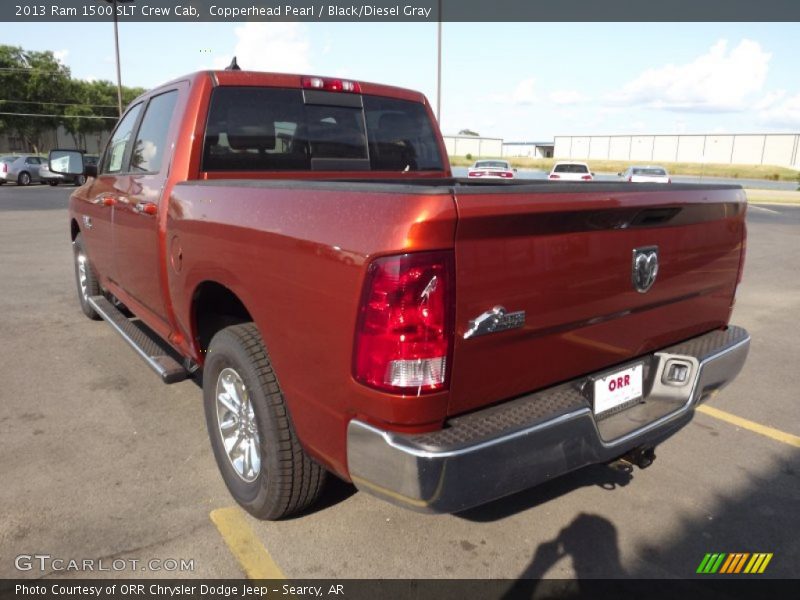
[593, 363, 643, 416]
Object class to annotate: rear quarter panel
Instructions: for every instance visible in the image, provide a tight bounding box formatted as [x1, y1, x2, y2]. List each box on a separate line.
[167, 181, 457, 476]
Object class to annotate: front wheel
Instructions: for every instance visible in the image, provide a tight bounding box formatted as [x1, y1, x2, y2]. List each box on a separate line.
[18, 172, 31, 186]
[203, 323, 326, 520]
[48, 180, 59, 187]
[75, 175, 86, 186]
[72, 234, 101, 320]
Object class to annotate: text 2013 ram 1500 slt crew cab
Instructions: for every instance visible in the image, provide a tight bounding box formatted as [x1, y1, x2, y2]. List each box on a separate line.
[52, 68, 750, 519]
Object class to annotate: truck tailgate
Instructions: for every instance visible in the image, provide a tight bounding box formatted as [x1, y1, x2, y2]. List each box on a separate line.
[449, 183, 746, 416]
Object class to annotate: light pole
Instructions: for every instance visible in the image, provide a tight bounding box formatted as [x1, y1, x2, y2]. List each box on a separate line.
[103, 0, 134, 116]
[436, 0, 442, 123]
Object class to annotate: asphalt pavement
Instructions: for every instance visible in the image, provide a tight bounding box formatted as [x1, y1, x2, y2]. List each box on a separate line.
[0, 184, 797, 583]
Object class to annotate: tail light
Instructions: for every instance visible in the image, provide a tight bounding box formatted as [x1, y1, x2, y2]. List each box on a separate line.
[549, 174, 560, 179]
[1, 163, 6, 173]
[628, 176, 633, 182]
[301, 76, 361, 94]
[354, 251, 454, 395]
[581, 175, 592, 180]
[667, 178, 672, 183]
[500, 171, 512, 178]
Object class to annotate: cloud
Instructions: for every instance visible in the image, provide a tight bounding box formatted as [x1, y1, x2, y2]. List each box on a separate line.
[758, 92, 800, 126]
[607, 39, 771, 112]
[510, 78, 537, 104]
[213, 23, 312, 73]
[549, 90, 588, 105]
[489, 78, 537, 105]
[53, 49, 69, 64]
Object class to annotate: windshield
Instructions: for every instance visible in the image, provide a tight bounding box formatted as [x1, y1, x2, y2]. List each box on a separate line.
[554, 163, 589, 173]
[0, 157, 16, 164]
[202, 87, 444, 172]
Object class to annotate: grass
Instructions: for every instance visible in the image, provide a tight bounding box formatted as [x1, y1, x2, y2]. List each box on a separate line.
[450, 156, 800, 182]
[745, 189, 800, 205]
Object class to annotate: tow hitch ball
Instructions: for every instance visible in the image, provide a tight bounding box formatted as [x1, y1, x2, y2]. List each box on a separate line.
[620, 446, 657, 469]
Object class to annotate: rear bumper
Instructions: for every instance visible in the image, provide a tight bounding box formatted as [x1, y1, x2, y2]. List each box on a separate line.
[347, 326, 750, 513]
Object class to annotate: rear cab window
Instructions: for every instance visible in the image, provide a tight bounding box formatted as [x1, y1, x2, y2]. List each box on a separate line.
[202, 87, 443, 172]
[554, 163, 589, 174]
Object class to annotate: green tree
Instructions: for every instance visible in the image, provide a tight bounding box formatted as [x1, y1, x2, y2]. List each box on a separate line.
[1, 44, 147, 152]
[0, 45, 72, 152]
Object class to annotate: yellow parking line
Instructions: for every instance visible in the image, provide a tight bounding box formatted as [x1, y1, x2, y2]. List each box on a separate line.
[697, 405, 800, 448]
[210, 507, 286, 579]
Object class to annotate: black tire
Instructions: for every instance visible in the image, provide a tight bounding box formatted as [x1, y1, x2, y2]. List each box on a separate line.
[18, 171, 31, 186]
[75, 175, 86, 186]
[72, 234, 102, 320]
[48, 180, 59, 187]
[203, 323, 326, 520]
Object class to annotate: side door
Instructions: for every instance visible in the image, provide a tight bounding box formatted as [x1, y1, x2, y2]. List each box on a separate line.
[79, 102, 143, 284]
[112, 88, 180, 327]
[25, 156, 43, 182]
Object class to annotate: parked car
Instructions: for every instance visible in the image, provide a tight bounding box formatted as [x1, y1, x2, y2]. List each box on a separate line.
[467, 159, 515, 179]
[54, 68, 749, 519]
[0, 154, 44, 185]
[619, 165, 671, 183]
[40, 154, 98, 186]
[548, 161, 594, 181]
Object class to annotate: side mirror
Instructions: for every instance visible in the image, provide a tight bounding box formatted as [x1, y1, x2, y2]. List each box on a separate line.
[49, 149, 85, 176]
[513, 168, 518, 172]
[591, 172, 596, 177]
[617, 172, 622, 176]
[85, 163, 98, 178]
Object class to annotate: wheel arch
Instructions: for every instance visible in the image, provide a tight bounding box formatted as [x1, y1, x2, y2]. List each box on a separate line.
[191, 280, 254, 361]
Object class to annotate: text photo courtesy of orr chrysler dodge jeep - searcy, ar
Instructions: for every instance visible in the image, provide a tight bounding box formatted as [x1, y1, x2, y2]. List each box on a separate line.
[49, 66, 749, 520]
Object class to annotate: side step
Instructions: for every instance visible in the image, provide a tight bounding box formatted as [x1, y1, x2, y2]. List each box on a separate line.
[88, 295, 188, 384]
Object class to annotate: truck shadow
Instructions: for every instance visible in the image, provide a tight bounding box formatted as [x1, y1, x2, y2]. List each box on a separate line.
[458, 461, 634, 523]
[500, 455, 798, 592]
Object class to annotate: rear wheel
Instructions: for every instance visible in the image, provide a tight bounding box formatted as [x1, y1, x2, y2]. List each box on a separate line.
[203, 323, 326, 520]
[17, 172, 31, 186]
[72, 234, 101, 320]
[75, 175, 87, 186]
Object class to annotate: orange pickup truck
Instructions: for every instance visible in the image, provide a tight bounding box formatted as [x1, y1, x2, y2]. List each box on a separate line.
[52, 68, 749, 519]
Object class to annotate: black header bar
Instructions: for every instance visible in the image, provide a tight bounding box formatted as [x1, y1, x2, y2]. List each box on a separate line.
[3, 0, 800, 23]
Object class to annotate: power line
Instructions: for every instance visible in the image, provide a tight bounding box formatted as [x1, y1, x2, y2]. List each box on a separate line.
[0, 99, 118, 108]
[0, 67, 64, 73]
[0, 111, 118, 120]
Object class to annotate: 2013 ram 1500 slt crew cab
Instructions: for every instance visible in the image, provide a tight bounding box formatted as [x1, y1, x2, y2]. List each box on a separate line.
[54, 69, 750, 519]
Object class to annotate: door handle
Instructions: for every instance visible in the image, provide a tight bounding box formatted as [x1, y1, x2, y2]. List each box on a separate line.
[134, 202, 158, 216]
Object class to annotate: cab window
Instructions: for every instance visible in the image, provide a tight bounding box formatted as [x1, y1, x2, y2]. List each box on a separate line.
[130, 91, 178, 173]
[101, 103, 143, 174]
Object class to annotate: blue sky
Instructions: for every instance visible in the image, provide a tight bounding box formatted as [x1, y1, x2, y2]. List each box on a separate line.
[3, 21, 799, 140]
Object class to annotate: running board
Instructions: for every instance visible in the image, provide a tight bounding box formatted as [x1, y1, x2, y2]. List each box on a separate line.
[87, 295, 188, 384]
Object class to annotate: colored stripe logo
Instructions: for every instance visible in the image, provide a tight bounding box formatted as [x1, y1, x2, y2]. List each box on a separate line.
[696, 553, 773, 574]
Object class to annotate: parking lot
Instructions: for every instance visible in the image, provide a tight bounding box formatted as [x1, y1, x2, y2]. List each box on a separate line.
[1, 184, 798, 582]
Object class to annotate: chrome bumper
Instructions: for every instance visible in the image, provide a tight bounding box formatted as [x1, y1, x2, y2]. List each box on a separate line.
[347, 326, 750, 513]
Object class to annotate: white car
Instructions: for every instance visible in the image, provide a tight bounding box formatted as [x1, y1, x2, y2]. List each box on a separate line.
[467, 160, 515, 179]
[548, 161, 593, 181]
[620, 166, 671, 183]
